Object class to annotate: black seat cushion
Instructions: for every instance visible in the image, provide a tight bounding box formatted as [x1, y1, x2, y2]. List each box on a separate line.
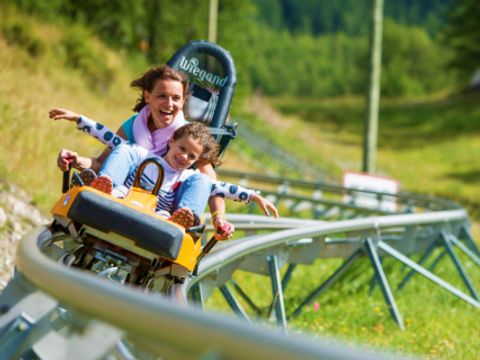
[67, 191, 183, 260]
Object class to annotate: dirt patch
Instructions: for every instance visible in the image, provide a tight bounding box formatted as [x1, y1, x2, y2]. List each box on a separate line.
[247, 93, 294, 130]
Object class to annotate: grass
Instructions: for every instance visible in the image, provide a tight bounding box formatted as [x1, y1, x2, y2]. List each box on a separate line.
[241, 94, 480, 236]
[205, 251, 480, 359]
[216, 94, 480, 359]
[0, 11, 140, 214]
[267, 93, 480, 202]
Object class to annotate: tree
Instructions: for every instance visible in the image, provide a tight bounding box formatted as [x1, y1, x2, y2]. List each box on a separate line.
[441, 0, 480, 83]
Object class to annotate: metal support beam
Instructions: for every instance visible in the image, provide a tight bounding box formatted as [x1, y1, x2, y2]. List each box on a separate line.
[0, 274, 51, 356]
[428, 249, 447, 272]
[440, 231, 479, 300]
[266, 263, 298, 321]
[461, 226, 480, 257]
[219, 285, 252, 323]
[378, 241, 480, 308]
[267, 255, 287, 331]
[450, 235, 480, 266]
[364, 238, 404, 329]
[190, 284, 204, 310]
[368, 256, 383, 295]
[397, 240, 437, 291]
[229, 280, 262, 316]
[289, 249, 362, 320]
[281, 263, 297, 292]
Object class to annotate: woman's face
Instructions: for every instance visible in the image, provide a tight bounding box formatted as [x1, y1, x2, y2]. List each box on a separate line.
[144, 79, 185, 129]
[165, 134, 203, 170]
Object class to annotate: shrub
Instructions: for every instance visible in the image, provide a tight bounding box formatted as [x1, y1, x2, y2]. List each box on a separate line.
[61, 26, 114, 93]
[2, 19, 46, 57]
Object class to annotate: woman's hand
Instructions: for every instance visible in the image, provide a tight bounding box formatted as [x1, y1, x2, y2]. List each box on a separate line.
[49, 108, 81, 122]
[213, 218, 235, 241]
[251, 193, 279, 218]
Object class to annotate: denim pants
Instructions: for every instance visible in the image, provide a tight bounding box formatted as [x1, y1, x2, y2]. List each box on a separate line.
[99, 143, 211, 216]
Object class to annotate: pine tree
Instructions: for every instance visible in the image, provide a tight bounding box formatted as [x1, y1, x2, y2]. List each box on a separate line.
[441, 0, 480, 82]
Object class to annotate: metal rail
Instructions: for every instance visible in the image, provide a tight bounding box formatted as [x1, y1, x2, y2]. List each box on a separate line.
[188, 172, 478, 331]
[218, 169, 460, 213]
[0, 226, 400, 360]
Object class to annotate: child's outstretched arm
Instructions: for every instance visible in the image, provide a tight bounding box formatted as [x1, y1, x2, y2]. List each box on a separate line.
[211, 181, 279, 218]
[49, 108, 81, 122]
[49, 108, 126, 149]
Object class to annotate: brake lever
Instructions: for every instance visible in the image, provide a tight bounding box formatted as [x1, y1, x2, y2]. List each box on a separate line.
[62, 158, 74, 193]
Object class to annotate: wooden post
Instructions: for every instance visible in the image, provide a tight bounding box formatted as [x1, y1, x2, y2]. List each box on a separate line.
[363, 0, 384, 174]
[208, 0, 219, 43]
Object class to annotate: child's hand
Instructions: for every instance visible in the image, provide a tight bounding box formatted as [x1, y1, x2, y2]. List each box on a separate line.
[213, 218, 235, 241]
[251, 193, 279, 218]
[57, 149, 78, 171]
[49, 108, 80, 122]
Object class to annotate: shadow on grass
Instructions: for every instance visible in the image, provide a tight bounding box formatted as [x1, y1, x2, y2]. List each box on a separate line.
[446, 170, 480, 184]
[274, 92, 480, 150]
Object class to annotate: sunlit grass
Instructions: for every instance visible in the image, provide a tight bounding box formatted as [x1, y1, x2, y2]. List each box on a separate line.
[212, 94, 480, 359]
[0, 15, 137, 213]
[205, 251, 480, 359]
[244, 94, 480, 227]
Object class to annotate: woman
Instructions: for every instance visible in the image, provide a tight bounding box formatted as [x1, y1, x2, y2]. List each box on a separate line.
[50, 65, 234, 239]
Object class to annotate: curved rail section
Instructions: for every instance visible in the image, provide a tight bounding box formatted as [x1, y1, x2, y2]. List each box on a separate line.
[192, 210, 479, 331]
[191, 170, 479, 330]
[0, 227, 396, 360]
[0, 171, 478, 359]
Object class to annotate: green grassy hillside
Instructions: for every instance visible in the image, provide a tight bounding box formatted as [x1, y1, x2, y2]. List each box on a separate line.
[240, 93, 480, 234]
[0, 11, 135, 212]
[231, 94, 480, 360]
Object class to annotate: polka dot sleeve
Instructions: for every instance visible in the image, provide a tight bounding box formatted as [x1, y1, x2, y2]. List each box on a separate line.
[76, 116, 126, 149]
[210, 181, 255, 203]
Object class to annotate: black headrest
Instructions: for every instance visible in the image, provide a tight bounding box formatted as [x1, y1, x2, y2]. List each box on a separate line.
[167, 40, 236, 129]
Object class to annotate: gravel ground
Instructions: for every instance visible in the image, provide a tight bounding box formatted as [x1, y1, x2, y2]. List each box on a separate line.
[0, 182, 49, 289]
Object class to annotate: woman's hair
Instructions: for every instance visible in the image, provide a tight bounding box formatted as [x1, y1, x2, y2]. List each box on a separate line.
[131, 65, 189, 112]
[172, 122, 221, 167]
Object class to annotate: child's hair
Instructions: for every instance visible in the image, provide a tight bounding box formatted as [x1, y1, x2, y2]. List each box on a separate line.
[131, 65, 189, 112]
[172, 122, 221, 167]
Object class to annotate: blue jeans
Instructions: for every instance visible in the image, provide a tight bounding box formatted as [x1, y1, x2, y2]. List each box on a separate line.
[172, 172, 212, 216]
[99, 143, 211, 217]
[99, 143, 146, 187]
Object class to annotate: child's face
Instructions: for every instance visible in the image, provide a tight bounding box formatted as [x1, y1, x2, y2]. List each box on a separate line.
[144, 79, 185, 129]
[165, 134, 203, 170]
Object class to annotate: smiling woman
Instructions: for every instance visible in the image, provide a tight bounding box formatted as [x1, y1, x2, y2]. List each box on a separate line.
[144, 79, 185, 131]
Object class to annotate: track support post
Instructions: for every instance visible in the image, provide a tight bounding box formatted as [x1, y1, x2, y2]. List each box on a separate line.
[219, 285, 252, 324]
[440, 231, 479, 300]
[267, 255, 287, 331]
[364, 237, 404, 330]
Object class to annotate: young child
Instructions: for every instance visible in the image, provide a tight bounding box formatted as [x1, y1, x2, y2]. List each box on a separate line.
[84, 122, 278, 229]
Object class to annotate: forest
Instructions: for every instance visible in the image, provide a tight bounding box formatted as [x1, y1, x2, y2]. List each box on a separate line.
[4, 0, 477, 98]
